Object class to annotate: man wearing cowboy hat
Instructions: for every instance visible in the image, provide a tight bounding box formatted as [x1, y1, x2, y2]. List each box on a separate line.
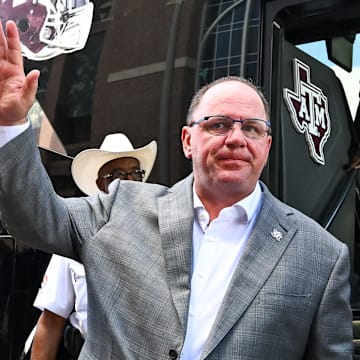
[71, 133, 157, 196]
[30, 134, 157, 360]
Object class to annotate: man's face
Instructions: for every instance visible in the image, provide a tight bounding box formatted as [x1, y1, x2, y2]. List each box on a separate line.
[181, 80, 272, 201]
[96, 157, 142, 193]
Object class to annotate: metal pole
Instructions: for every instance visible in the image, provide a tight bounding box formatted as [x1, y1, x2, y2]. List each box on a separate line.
[240, 0, 253, 77]
[159, 0, 183, 185]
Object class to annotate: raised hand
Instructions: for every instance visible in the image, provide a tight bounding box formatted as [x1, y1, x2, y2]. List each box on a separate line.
[0, 21, 39, 126]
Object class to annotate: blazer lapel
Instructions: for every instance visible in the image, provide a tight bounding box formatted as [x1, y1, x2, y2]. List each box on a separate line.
[158, 174, 194, 330]
[202, 187, 297, 358]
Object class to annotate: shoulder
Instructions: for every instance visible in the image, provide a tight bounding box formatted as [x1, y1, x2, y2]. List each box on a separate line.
[49, 254, 81, 267]
[109, 173, 193, 202]
[260, 182, 346, 253]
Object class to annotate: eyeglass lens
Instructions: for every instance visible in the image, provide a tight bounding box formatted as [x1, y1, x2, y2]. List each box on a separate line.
[108, 169, 145, 181]
[203, 116, 268, 139]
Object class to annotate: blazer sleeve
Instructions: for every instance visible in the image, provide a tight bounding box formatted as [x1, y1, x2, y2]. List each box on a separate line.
[0, 127, 111, 260]
[304, 242, 353, 359]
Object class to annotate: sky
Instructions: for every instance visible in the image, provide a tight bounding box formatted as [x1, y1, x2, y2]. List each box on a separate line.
[298, 34, 360, 67]
[298, 35, 360, 118]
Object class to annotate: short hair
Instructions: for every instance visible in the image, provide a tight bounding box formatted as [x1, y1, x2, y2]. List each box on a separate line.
[186, 76, 269, 125]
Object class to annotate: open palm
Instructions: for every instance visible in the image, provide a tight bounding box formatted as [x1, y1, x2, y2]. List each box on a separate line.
[0, 21, 39, 125]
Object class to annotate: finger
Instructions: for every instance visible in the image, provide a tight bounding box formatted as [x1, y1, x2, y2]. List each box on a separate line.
[0, 21, 9, 60]
[5, 21, 23, 67]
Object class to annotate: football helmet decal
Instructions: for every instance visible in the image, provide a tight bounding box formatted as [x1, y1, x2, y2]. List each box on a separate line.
[0, 0, 94, 61]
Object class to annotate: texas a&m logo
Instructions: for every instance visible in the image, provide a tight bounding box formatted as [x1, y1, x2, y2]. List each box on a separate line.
[283, 59, 331, 165]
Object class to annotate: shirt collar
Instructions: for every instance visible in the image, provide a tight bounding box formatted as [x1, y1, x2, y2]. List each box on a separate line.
[193, 182, 263, 225]
[236, 182, 263, 223]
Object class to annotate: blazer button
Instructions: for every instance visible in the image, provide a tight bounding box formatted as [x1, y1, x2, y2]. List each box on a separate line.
[169, 349, 178, 359]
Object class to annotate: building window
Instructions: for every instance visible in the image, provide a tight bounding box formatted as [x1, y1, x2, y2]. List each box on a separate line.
[198, 0, 261, 88]
[55, 32, 104, 147]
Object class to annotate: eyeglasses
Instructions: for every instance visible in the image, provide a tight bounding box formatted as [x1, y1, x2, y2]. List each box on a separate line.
[190, 115, 271, 139]
[100, 169, 145, 182]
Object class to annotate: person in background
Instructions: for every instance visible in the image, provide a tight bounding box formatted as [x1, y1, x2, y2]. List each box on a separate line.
[30, 133, 157, 360]
[0, 21, 353, 360]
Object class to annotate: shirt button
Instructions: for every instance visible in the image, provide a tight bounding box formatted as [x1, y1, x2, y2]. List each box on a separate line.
[169, 349, 178, 359]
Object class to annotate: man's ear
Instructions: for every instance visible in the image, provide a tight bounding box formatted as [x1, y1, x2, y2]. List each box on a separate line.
[181, 126, 192, 159]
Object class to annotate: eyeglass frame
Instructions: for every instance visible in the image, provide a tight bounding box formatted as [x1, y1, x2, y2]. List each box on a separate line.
[189, 115, 272, 139]
[100, 169, 146, 181]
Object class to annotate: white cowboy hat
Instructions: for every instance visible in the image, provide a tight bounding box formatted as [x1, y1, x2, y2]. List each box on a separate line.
[71, 133, 157, 195]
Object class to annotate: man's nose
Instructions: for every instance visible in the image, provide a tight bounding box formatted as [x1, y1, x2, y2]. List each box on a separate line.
[126, 173, 136, 180]
[225, 123, 247, 144]
[126, 172, 143, 182]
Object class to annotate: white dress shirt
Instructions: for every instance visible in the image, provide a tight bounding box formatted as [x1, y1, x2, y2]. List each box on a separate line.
[181, 183, 263, 360]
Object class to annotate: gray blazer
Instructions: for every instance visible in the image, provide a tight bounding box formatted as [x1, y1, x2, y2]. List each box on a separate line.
[0, 128, 353, 359]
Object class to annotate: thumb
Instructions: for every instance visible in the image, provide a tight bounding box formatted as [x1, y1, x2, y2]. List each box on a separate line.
[22, 69, 40, 106]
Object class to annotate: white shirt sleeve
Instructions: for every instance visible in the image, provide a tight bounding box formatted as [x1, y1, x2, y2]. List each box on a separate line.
[0, 121, 30, 147]
[33, 254, 76, 319]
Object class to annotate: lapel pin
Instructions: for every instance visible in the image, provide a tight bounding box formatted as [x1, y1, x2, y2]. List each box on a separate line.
[271, 228, 283, 241]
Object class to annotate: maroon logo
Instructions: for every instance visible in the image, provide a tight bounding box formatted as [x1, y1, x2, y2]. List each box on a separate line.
[283, 59, 331, 165]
